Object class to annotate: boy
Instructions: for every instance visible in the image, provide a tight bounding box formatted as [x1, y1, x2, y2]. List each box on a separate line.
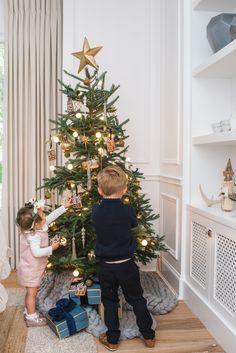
[91, 165, 156, 351]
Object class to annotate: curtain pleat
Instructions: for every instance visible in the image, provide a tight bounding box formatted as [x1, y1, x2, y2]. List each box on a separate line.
[2, 0, 62, 268]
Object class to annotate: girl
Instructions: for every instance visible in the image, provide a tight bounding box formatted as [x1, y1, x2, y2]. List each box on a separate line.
[16, 198, 72, 327]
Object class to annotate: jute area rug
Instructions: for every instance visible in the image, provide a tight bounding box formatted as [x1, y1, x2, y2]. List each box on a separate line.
[6, 288, 97, 353]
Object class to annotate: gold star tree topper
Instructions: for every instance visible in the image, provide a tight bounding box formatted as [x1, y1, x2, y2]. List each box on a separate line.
[72, 37, 103, 73]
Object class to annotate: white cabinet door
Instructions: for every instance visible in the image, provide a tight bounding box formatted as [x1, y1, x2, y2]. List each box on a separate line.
[187, 211, 212, 299]
[210, 222, 236, 327]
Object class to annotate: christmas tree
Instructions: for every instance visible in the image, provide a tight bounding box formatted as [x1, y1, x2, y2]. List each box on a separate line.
[42, 38, 167, 281]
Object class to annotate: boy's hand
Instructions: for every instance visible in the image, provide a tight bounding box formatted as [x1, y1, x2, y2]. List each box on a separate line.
[63, 197, 73, 209]
[51, 240, 60, 251]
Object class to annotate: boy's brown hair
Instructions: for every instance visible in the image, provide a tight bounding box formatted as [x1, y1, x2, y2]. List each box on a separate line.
[16, 206, 42, 233]
[97, 165, 127, 196]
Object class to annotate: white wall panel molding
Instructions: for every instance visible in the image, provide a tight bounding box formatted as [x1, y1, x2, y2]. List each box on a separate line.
[160, 0, 183, 166]
[160, 192, 180, 260]
[158, 174, 183, 186]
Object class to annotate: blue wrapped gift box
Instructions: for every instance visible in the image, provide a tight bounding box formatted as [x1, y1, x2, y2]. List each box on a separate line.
[69, 282, 101, 305]
[45, 301, 88, 339]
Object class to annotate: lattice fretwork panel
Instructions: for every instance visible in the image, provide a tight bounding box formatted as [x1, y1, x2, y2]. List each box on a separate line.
[191, 221, 207, 288]
[215, 233, 236, 315]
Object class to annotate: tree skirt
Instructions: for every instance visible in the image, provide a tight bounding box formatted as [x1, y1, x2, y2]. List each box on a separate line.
[37, 271, 177, 340]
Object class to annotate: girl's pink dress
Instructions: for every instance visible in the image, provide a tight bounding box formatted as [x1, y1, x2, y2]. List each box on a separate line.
[17, 230, 49, 287]
[17, 206, 66, 287]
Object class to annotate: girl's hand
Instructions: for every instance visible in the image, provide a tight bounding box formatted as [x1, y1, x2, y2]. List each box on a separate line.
[63, 197, 73, 209]
[51, 240, 60, 251]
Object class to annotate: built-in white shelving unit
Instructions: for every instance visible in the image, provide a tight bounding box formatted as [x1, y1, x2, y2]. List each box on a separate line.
[193, 0, 236, 12]
[193, 39, 236, 78]
[185, 2, 236, 352]
[192, 131, 236, 145]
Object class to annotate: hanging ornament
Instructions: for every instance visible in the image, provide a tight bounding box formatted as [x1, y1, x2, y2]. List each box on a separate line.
[103, 101, 107, 122]
[67, 97, 82, 113]
[71, 236, 77, 260]
[82, 157, 99, 170]
[59, 237, 67, 246]
[60, 140, 71, 152]
[67, 97, 74, 113]
[88, 250, 96, 260]
[72, 190, 82, 209]
[87, 162, 92, 190]
[81, 227, 86, 249]
[81, 134, 89, 149]
[85, 278, 93, 287]
[45, 190, 52, 199]
[83, 78, 90, 86]
[81, 96, 89, 117]
[75, 282, 87, 296]
[49, 221, 58, 232]
[107, 129, 115, 153]
[123, 197, 130, 204]
[48, 135, 56, 161]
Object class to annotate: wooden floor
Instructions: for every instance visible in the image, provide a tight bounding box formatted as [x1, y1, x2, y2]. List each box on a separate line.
[1, 272, 225, 353]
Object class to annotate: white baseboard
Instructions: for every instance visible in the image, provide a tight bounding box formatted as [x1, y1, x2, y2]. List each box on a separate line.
[183, 280, 236, 353]
[158, 257, 180, 296]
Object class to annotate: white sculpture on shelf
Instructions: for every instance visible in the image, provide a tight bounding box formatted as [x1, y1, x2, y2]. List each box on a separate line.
[0, 219, 11, 312]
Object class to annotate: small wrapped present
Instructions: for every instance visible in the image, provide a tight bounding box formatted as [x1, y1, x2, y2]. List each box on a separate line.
[69, 281, 101, 305]
[45, 298, 88, 339]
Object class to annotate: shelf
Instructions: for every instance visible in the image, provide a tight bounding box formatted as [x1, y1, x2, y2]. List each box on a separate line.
[193, 0, 236, 12]
[192, 131, 236, 145]
[193, 40, 236, 78]
[187, 203, 236, 230]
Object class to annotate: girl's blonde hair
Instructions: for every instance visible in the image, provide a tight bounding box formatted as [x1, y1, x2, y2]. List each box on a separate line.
[97, 165, 127, 196]
[16, 206, 42, 233]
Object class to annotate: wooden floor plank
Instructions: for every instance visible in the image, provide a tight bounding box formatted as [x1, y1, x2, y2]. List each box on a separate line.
[0, 305, 27, 353]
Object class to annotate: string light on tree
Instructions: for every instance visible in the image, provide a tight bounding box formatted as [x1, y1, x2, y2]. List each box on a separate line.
[73, 131, 79, 138]
[95, 132, 102, 139]
[67, 163, 73, 170]
[49, 165, 55, 171]
[141, 239, 148, 247]
[53, 135, 60, 143]
[73, 269, 80, 277]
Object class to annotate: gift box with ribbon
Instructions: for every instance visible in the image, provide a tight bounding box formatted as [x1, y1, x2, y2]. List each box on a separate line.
[69, 281, 101, 305]
[45, 298, 88, 339]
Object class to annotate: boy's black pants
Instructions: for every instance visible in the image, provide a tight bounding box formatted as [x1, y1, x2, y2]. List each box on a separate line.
[99, 259, 155, 344]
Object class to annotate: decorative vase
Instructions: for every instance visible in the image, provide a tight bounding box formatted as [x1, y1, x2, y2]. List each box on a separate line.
[207, 13, 236, 53]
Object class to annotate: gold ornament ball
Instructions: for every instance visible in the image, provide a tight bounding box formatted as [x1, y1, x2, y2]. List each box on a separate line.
[64, 151, 70, 158]
[85, 279, 93, 287]
[116, 139, 125, 147]
[50, 222, 58, 232]
[123, 197, 130, 204]
[45, 190, 52, 199]
[83, 78, 90, 86]
[61, 141, 71, 152]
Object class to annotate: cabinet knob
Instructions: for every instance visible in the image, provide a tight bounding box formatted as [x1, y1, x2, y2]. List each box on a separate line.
[207, 229, 212, 237]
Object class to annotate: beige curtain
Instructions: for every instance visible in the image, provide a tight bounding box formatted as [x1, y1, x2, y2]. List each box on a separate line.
[2, 0, 62, 268]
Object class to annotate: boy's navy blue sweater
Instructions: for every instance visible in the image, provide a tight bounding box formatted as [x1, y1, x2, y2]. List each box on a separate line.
[91, 198, 138, 261]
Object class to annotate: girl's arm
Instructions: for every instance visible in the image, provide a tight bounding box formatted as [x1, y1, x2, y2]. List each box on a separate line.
[27, 234, 52, 257]
[46, 205, 67, 225]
